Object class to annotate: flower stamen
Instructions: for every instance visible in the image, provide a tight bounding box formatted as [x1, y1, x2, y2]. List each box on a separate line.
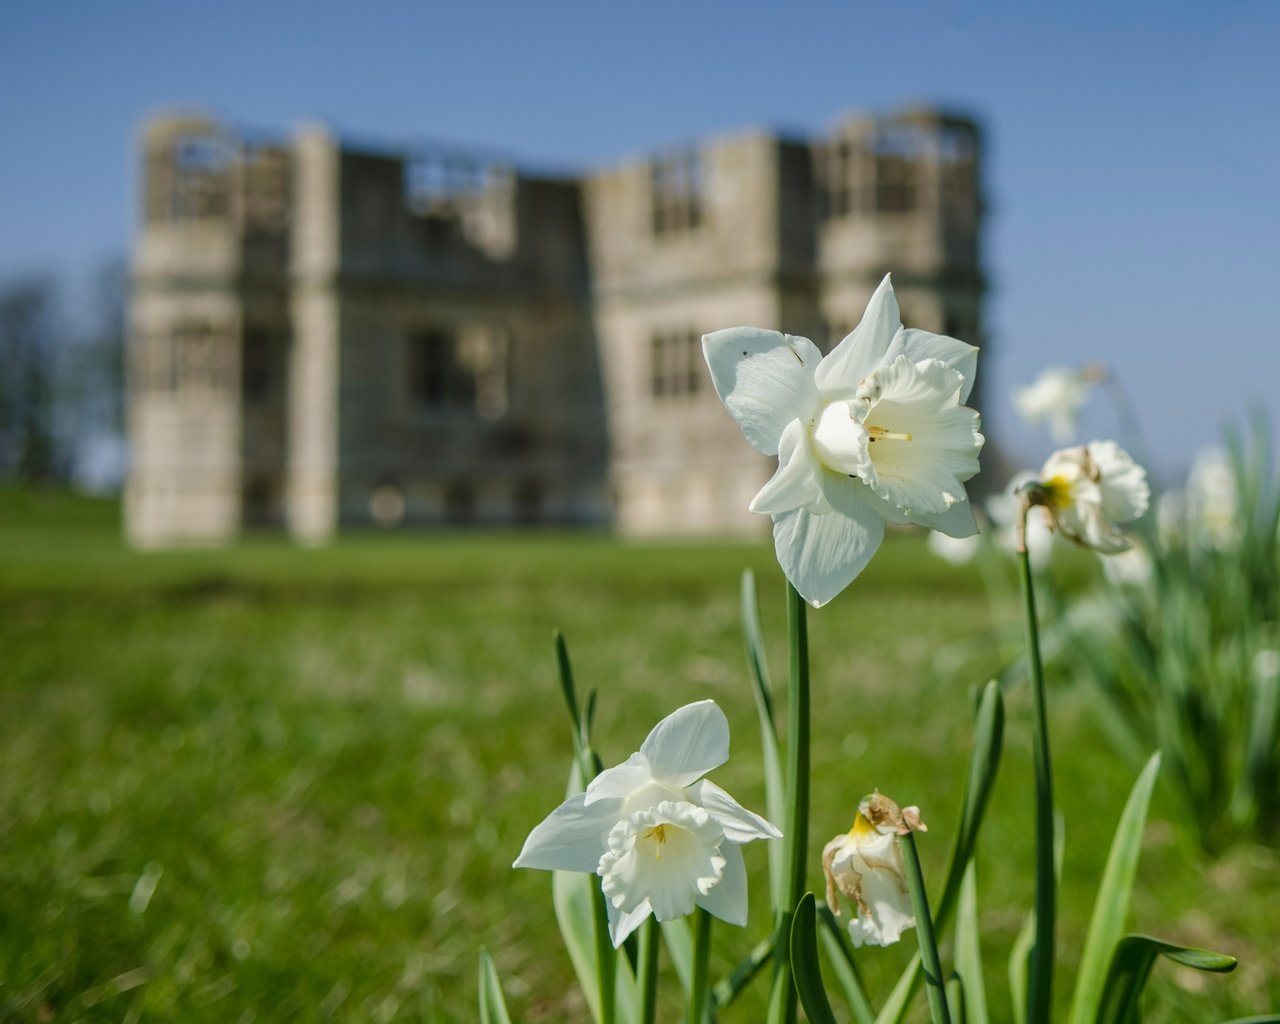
[867, 426, 913, 443]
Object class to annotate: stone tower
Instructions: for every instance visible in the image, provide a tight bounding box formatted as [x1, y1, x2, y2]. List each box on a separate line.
[127, 114, 606, 547]
[585, 108, 984, 535]
[126, 107, 983, 545]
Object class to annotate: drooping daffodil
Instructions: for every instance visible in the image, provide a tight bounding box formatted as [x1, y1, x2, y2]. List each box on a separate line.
[1013, 364, 1105, 443]
[822, 791, 927, 948]
[513, 700, 781, 947]
[703, 274, 985, 607]
[1024, 440, 1150, 554]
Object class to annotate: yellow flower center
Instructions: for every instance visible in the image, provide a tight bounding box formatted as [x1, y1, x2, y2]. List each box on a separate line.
[1041, 474, 1072, 509]
[849, 812, 879, 841]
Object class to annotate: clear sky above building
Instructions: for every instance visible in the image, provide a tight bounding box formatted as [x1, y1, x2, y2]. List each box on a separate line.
[2, 0, 1277, 477]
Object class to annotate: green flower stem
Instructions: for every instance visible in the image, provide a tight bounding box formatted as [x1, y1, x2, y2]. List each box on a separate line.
[638, 918, 659, 1024]
[900, 831, 952, 1024]
[592, 883, 617, 1024]
[689, 908, 713, 1024]
[1017, 539, 1056, 1024]
[769, 583, 811, 1024]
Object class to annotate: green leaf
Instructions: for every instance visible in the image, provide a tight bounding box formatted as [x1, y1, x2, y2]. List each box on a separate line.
[946, 974, 967, 1024]
[876, 681, 1004, 1024]
[1095, 934, 1236, 1024]
[1230, 673, 1280, 832]
[741, 569, 786, 912]
[768, 582, 812, 1024]
[953, 862, 988, 1024]
[478, 948, 514, 1024]
[1067, 752, 1163, 1024]
[790, 893, 838, 1024]
[553, 630, 582, 746]
[817, 906, 876, 1024]
[1007, 911, 1035, 1024]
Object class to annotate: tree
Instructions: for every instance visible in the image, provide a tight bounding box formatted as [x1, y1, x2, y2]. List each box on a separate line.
[0, 275, 63, 483]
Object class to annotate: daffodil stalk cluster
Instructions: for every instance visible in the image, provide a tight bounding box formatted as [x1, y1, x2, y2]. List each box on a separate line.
[1034, 416, 1280, 852]
[486, 280, 1260, 1024]
[1005, 361, 1280, 852]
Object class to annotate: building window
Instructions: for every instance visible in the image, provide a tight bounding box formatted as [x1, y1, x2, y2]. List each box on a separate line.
[407, 325, 508, 415]
[821, 139, 867, 219]
[146, 135, 233, 225]
[651, 151, 703, 236]
[240, 144, 291, 233]
[939, 126, 977, 226]
[174, 321, 228, 391]
[650, 329, 703, 399]
[872, 129, 921, 213]
[243, 326, 287, 402]
[135, 320, 231, 394]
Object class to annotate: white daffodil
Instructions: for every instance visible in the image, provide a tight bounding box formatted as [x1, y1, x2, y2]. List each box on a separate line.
[1013, 364, 1104, 443]
[1030, 440, 1150, 554]
[1186, 447, 1240, 550]
[703, 275, 984, 607]
[513, 700, 780, 947]
[822, 792, 926, 948]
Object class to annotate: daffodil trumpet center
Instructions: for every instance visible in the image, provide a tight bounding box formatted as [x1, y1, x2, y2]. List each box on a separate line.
[598, 801, 727, 921]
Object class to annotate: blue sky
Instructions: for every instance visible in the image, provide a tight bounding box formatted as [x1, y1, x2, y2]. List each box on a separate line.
[2, 1, 1277, 475]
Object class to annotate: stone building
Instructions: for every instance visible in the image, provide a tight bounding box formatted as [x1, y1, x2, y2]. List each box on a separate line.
[126, 108, 984, 546]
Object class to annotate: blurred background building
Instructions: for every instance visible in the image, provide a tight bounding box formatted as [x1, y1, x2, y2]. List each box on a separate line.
[126, 107, 984, 547]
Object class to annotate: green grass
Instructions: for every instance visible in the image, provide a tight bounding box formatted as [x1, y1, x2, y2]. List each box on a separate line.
[1, 489, 1276, 1022]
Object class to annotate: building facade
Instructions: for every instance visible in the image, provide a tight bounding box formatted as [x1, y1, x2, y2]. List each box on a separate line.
[126, 108, 984, 546]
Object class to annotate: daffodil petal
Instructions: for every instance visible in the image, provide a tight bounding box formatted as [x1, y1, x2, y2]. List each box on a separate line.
[639, 700, 730, 788]
[910, 499, 980, 537]
[604, 893, 652, 949]
[584, 752, 653, 806]
[750, 418, 828, 515]
[847, 860, 916, 948]
[695, 840, 748, 927]
[513, 793, 623, 872]
[812, 400, 874, 478]
[686, 778, 783, 843]
[1089, 440, 1150, 523]
[815, 274, 902, 399]
[702, 328, 823, 456]
[772, 477, 886, 608]
[890, 327, 979, 404]
[859, 484, 980, 537]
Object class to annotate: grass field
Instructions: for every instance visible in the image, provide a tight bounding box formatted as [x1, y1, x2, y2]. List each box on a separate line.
[1, 489, 1276, 1022]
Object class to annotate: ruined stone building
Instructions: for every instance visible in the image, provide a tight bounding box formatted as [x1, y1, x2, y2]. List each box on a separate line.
[126, 108, 984, 546]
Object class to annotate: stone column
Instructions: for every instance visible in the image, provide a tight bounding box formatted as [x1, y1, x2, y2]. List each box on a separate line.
[287, 124, 342, 543]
